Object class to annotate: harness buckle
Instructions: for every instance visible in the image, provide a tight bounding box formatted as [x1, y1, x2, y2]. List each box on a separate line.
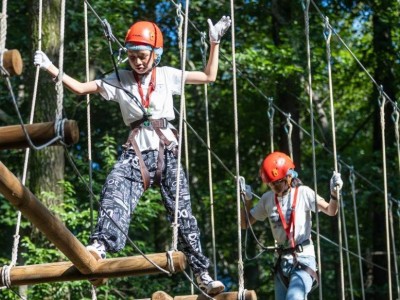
[295, 244, 303, 253]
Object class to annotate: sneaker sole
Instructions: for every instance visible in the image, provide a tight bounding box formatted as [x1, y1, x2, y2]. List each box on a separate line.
[207, 285, 225, 296]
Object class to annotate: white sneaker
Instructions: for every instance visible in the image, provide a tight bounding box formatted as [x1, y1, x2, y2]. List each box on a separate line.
[196, 272, 225, 295]
[86, 239, 106, 260]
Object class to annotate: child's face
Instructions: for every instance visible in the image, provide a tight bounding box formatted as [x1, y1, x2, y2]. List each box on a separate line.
[127, 50, 154, 74]
[268, 177, 290, 195]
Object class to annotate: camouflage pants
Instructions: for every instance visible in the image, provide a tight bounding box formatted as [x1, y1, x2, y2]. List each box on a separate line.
[90, 149, 210, 274]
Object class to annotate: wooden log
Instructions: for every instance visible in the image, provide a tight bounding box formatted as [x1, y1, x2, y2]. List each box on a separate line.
[0, 161, 98, 274]
[0, 120, 79, 150]
[152, 291, 174, 300]
[2, 49, 23, 76]
[177, 291, 257, 300]
[0, 251, 186, 286]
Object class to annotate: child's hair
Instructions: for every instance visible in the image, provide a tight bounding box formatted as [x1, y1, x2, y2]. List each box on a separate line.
[291, 177, 303, 187]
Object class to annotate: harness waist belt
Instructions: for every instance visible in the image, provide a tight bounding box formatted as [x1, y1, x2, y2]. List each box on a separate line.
[130, 118, 168, 129]
[278, 239, 312, 255]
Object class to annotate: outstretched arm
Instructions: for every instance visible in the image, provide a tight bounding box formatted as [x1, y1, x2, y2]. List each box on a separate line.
[185, 16, 231, 84]
[34, 51, 101, 95]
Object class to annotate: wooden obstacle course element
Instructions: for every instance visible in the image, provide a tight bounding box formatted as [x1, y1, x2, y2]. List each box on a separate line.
[0, 251, 186, 286]
[0, 120, 79, 150]
[2, 49, 23, 76]
[0, 161, 97, 274]
[152, 290, 257, 300]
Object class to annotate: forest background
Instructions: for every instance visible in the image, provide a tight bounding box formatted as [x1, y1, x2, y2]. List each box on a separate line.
[0, 0, 399, 299]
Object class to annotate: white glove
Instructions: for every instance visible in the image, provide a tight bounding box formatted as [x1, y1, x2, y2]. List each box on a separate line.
[207, 16, 231, 44]
[243, 184, 253, 201]
[330, 171, 343, 193]
[34, 50, 52, 70]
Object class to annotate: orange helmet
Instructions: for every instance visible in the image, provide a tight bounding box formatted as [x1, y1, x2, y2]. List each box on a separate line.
[260, 151, 295, 183]
[125, 21, 163, 48]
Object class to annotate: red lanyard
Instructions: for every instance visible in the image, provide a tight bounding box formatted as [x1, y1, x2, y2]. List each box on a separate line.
[274, 187, 299, 248]
[133, 68, 156, 108]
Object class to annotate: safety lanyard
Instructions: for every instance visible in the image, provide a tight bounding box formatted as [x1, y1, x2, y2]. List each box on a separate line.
[275, 187, 299, 248]
[134, 68, 156, 108]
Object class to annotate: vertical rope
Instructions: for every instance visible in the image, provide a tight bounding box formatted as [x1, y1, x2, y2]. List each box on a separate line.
[391, 103, 400, 173]
[84, 0, 94, 234]
[55, 0, 66, 121]
[324, 16, 345, 298]
[175, 5, 191, 182]
[378, 88, 393, 300]
[284, 113, 293, 159]
[267, 97, 275, 153]
[0, 0, 7, 50]
[229, 0, 244, 292]
[349, 167, 366, 300]
[389, 199, 400, 300]
[200, 33, 217, 280]
[301, 1, 323, 298]
[172, 0, 190, 251]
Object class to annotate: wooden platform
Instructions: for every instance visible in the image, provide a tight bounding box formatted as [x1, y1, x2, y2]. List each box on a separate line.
[152, 290, 257, 300]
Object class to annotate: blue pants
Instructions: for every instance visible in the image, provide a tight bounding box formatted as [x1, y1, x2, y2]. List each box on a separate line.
[274, 255, 316, 300]
[90, 149, 210, 275]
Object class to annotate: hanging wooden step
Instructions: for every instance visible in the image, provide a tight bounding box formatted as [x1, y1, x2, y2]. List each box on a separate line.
[0, 251, 186, 286]
[152, 290, 257, 300]
[0, 120, 79, 150]
[2, 49, 23, 76]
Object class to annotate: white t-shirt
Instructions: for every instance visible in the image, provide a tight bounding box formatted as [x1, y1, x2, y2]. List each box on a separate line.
[95, 66, 186, 151]
[250, 185, 323, 257]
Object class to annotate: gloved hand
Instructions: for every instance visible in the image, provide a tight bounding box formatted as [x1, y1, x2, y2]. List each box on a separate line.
[243, 184, 253, 201]
[330, 171, 343, 193]
[34, 50, 52, 70]
[207, 16, 231, 44]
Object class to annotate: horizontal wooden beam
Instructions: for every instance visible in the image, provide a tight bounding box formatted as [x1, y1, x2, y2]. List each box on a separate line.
[2, 49, 23, 76]
[0, 161, 98, 275]
[0, 120, 79, 150]
[152, 290, 257, 300]
[0, 252, 186, 286]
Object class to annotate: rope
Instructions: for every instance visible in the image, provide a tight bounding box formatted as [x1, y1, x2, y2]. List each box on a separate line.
[323, 15, 345, 298]
[391, 103, 400, 173]
[349, 167, 366, 300]
[0, 0, 7, 50]
[84, 0, 94, 234]
[389, 200, 400, 299]
[267, 97, 275, 153]
[284, 113, 293, 159]
[301, 1, 324, 299]
[172, 0, 189, 252]
[229, 0, 245, 293]
[200, 33, 218, 280]
[378, 89, 393, 300]
[339, 165, 355, 300]
[54, 0, 65, 122]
